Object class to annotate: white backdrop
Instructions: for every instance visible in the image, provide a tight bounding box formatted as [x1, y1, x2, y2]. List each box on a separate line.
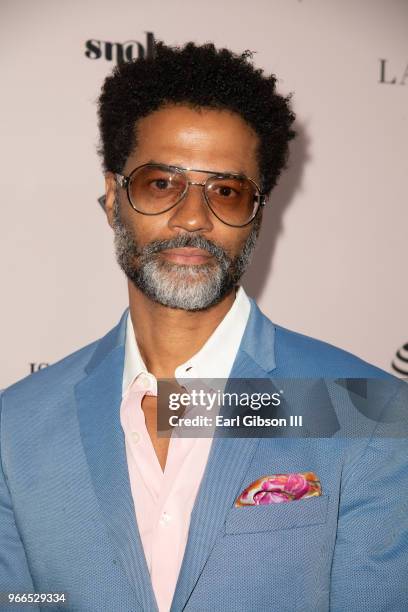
[1, 0, 407, 388]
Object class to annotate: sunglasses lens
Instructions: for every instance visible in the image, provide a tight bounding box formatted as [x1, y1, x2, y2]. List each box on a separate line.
[129, 166, 186, 213]
[206, 177, 259, 226]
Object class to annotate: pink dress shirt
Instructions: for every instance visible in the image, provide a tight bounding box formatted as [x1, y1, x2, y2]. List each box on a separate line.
[120, 287, 250, 612]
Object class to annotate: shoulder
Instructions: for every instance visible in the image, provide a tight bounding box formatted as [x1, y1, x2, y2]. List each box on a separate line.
[272, 322, 392, 378]
[1, 310, 127, 413]
[244, 297, 393, 379]
[1, 338, 98, 410]
[249, 308, 407, 437]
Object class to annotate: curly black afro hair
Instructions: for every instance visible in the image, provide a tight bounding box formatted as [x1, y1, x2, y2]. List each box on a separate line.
[98, 41, 296, 194]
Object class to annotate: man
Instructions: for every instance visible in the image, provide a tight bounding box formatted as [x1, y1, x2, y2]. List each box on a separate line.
[0, 42, 407, 612]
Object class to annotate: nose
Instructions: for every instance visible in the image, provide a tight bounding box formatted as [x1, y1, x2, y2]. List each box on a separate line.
[167, 182, 214, 234]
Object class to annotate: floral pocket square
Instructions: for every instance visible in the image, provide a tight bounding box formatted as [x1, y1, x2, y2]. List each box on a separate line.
[235, 472, 322, 506]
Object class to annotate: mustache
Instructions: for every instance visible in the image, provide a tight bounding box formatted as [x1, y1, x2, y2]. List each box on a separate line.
[136, 234, 231, 264]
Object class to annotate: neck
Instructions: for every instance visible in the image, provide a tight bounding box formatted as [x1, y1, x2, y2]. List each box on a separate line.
[127, 282, 237, 378]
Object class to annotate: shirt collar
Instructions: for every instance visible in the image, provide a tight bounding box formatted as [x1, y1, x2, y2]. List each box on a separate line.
[122, 286, 251, 396]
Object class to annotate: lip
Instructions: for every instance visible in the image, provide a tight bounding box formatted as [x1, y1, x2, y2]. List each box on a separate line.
[160, 247, 213, 265]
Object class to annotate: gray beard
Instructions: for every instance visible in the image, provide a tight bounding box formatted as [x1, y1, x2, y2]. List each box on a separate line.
[112, 198, 261, 311]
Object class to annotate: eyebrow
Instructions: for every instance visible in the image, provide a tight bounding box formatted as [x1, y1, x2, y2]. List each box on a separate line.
[146, 159, 247, 177]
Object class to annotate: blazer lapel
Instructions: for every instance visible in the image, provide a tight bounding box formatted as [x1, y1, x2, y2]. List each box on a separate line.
[171, 299, 277, 611]
[75, 310, 158, 611]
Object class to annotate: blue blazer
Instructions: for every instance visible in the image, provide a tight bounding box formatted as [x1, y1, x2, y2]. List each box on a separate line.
[1, 300, 407, 611]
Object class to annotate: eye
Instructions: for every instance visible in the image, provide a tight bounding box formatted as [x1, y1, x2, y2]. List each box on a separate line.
[213, 183, 240, 198]
[218, 186, 236, 197]
[151, 178, 171, 190]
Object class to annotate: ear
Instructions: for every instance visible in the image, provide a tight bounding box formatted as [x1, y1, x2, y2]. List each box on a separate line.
[104, 172, 117, 228]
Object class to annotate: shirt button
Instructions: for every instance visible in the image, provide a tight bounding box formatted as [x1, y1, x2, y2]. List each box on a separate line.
[132, 431, 140, 443]
[159, 511, 172, 526]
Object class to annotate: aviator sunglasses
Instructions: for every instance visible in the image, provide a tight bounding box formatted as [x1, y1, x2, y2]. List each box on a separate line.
[115, 163, 266, 228]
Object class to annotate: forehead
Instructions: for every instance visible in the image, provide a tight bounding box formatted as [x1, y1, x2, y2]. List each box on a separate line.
[126, 105, 260, 180]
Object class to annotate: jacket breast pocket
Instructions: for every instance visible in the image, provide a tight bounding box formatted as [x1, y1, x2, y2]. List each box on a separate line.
[225, 495, 329, 534]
